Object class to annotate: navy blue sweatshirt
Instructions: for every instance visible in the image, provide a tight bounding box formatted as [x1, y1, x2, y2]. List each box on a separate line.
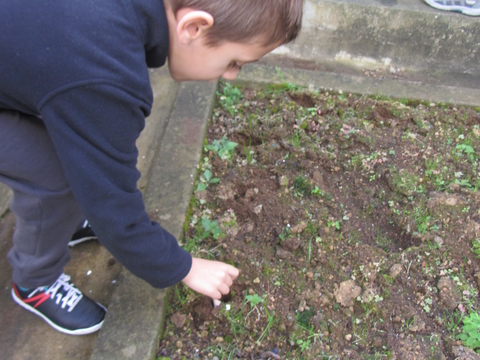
[0, 0, 192, 288]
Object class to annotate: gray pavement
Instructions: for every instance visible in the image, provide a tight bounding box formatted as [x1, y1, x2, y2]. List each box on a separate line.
[1, 1, 479, 359]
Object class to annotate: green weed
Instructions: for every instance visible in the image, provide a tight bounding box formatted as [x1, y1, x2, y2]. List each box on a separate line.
[245, 293, 263, 308]
[293, 176, 312, 197]
[218, 83, 243, 117]
[201, 217, 224, 240]
[311, 186, 325, 197]
[292, 129, 301, 147]
[456, 143, 476, 163]
[327, 220, 341, 231]
[205, 136, 238, 161]
[195, 169, 220, 192]
[471, 238, 480, 258]
[458, 312, 480, 353]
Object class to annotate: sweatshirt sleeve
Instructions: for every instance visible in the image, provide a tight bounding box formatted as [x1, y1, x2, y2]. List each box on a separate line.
[39, 83, 192, 288]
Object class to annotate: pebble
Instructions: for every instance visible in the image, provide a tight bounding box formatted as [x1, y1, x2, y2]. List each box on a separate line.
[389, 264, 403, 279]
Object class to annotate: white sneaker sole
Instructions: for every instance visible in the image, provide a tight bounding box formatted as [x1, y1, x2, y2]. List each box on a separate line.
[68, 236, 98, 247]
[423, 0, 480, 15]
[11, 288, 105, 335]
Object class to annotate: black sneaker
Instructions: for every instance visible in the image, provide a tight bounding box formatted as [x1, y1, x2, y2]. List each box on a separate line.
[68, 220, 97, 247]
[11, 273, 106, 335]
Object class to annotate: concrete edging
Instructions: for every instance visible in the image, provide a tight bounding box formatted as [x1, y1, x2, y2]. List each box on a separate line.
[90, 81, 217, 360]
[237, 64, 480, 107]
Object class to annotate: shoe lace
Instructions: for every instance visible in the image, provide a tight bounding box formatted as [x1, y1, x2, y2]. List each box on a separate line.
[82, 220, 90, 229]
[44, 274, 83, 312]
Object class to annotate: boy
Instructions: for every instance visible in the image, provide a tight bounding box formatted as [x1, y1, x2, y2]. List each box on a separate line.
[0, 0, 303, 335]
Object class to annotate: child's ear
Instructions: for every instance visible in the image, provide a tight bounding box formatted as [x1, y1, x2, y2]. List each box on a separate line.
[176, 9, 214, 45]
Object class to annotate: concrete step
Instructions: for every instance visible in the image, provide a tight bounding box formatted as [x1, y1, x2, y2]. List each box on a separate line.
[266, 0, 480, 91]
[238, 63, 480, 106]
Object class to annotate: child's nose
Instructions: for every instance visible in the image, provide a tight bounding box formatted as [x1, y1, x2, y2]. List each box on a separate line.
[221, 68, 240, 80]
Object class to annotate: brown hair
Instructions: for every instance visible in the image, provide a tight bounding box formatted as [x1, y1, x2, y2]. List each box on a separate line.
[165, 0, 303, 46]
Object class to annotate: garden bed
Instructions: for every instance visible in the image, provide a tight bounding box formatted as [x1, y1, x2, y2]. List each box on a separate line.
[158, 81, 480, 359]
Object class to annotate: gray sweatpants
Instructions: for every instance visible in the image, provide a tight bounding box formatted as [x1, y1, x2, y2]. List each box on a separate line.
[0, 109, 84, 288]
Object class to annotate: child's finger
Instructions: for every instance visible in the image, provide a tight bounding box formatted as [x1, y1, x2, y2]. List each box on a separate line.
[226, 265, 240, 279]
[223, 274, 233, 287]
[218, 282, 230, 295]
[210, 288, 222, 300]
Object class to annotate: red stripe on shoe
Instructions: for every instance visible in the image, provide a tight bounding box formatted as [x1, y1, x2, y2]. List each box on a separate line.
[25, 293, 51, 308]
[14, 285, 51, 308]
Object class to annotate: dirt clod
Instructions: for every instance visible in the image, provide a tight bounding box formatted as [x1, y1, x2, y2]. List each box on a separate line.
[334, 280, 361, 307]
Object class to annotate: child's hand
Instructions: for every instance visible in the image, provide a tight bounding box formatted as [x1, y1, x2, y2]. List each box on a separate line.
[181, 257, 239, 300]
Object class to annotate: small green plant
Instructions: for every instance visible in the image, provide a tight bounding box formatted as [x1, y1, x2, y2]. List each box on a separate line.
[205, 136, 238, 161]
[383, 274, 394, 285]
[421, 297, 433, 313]
[458, 312, 480, 353]
[327, 220, 341, 230]
[201, 217, 224, 240]
[392, 169, 420, 196]
[311, 186, 324, 197]
[292, 130, 301, 147]
[406, 316, 416, 329]
[257, 301, 276, 345]
[456, 143, 476, 162]
[195, 169, 220, 191]
[274, 66, 299, 92]
[293, 176, 312, 197]
[472, 238, 480, 258]
[245, 293, 263, 308]
[296, 339, 312, 352]
[218, 83, 243, 117]
[413, 206, 431, 234]
[278, 226, 290, 241]
[243, 140, 255, 164]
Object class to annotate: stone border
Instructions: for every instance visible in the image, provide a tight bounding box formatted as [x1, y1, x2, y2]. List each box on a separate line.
[236, 64, 480, 107]
[90, 81, 216, 360]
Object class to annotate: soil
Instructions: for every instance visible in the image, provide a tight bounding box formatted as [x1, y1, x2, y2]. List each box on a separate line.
[157, 82, 480, 359]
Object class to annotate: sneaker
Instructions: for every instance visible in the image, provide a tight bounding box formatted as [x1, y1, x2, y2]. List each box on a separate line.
[423, 0, 480, 16]
[11, 273, 106, 335]
[68, 220, 97, 247]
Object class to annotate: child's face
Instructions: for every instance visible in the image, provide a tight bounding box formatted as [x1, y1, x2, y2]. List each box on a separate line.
[168, 38, 278, 82]
[165, 6, 279, 82]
